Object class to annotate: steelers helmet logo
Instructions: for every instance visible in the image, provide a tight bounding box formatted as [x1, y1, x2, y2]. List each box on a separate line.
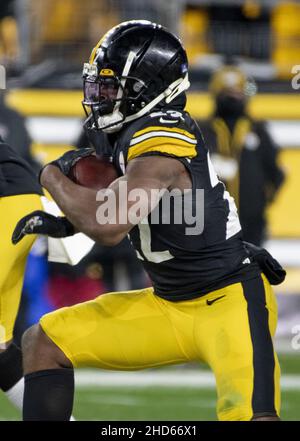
[100, 68, 115, 77]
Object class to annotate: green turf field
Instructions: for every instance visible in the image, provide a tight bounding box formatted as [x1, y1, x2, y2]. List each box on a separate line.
[1, 353, 300, 421]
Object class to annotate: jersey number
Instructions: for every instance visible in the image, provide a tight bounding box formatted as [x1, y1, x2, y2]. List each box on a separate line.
[136, 218, 173, 263]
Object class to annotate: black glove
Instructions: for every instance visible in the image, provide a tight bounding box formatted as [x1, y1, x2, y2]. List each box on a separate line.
[39, 147, 95, 183]
[244, 241, 286, 285]
[12, 210, 75, 245]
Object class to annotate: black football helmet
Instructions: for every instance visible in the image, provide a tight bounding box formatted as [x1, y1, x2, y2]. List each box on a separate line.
[82, 20, 190, 133]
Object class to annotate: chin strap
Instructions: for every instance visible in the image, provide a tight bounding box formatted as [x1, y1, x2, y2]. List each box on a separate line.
[114, 51, 136, 112]
[165, 74, 190, 103]
[98, 111, 124, 133]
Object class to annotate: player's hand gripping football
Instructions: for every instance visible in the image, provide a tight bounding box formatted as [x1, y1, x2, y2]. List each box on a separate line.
[39, 147, 95, 182]
[12, 211, 75, 244]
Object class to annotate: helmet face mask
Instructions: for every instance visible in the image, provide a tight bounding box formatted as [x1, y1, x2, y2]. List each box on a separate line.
[82, 20, 190, 134]
[82, 71, 148, 133]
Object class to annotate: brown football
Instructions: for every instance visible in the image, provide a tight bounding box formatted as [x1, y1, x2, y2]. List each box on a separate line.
[68, 155, 118, 190]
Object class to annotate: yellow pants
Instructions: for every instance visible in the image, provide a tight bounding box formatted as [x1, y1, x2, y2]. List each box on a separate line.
[40, 273, 280, 420]
[0, 194, 42, 344]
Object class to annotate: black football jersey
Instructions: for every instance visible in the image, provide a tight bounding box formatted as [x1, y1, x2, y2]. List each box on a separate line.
[112, 109, 259, 300]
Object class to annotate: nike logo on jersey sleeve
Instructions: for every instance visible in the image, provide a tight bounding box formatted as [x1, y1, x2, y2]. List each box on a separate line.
[159, 117, 178, 124]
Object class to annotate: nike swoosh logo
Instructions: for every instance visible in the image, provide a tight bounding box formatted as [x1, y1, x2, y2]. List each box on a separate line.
[159, 117, 177, 124]
[206, 295, 226, 306]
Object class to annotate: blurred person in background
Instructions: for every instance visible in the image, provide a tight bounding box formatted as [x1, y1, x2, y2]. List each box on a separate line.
[0, 0, 19, 67]
[199, 66, 285, 246]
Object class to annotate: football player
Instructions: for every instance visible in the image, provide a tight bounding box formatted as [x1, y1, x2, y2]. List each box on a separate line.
[0, 135, 76, 420]
[0, 135, 42, 411]
[14, 21, 283, 421]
